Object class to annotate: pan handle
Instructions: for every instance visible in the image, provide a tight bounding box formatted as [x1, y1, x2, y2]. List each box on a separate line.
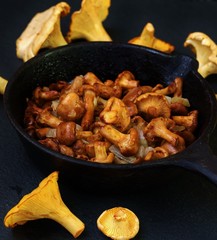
[173, 138, 217, 185]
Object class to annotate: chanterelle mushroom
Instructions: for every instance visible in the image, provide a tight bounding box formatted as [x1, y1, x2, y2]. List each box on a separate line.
[135, 92, 171, 121]
[184, 32, 217, 78]
[100, 124, 139, 156]
[129, 22, 175, 53]
[16, 2, 70, 62]
[4, 171, 85, 238]
[66, 0, 112, 42]
[0, 76, 8, 94]
[100, 97, 131, 132]
[90, 141, 114, 163]
[144, 117, 185, 153]
[97, 206, 140, 240]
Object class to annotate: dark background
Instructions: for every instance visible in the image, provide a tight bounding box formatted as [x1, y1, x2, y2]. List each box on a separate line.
[1, 0, 217, 239]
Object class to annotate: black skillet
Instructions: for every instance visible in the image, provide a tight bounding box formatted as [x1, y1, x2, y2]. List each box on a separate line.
[4, 42, 217, 189]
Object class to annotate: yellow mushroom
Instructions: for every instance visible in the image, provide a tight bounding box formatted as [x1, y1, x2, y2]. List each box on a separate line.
[97, 206, 140, 240]
[0, 76, 8, 95]
[128, 22, 175, 53]
[184, 32, 217, 78]
[66, 0, 112, 42]
[4, 171, 85, 238]
[90, 141, 114, 163]
[16, 2, 71, 62]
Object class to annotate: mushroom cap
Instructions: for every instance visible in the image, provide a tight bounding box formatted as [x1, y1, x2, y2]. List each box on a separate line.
[4, 171, 61, 227]
[184, 32, 217, 77]
[16, 2, 70, 61]
[135, 92, 171, 121]
[100, 97, 131, 132]
[97, 206, 140, 240]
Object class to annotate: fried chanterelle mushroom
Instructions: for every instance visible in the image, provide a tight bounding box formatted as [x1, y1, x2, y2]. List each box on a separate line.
[184, 32, 217, 78]
[129, 22, 175, 53]
[16, 2, 70, 62]
[4, 171, 85, 238]
[66, 0, 112, 42]
[97, 206, 140, 240]
[24, 71, 198, 163]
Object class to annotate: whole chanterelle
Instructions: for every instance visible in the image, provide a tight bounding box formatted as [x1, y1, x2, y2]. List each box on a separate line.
[184, 32, 217, 78]
[4, 171, 85, 238]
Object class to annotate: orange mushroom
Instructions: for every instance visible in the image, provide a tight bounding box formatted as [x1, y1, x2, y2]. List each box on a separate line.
[128, 22, 175, 53]
[144, 117, 186, 152]
[66, 0, 112, 42]
[97, 206, 140, 240]
[100, 97, 131, 132]
[100, 124, 139, 156]
[4, 171, 85, 238]
[135, 92, 171, 121]
[16, 2, 70, 62]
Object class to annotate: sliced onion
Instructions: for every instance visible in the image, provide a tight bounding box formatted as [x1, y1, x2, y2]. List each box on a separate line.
[173, 125, 185, 132]
[109, 145, 137, 164]
[143, 146, 154, 156]
[171, 97, 190, 107]
[165, 96, 172, 104]
[46, 128, 57, 138]
[136, 145, 146, 158]
[51, 100, 59, 112]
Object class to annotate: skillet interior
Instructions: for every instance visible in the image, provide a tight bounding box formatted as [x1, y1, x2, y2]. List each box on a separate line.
[4, 42, 217, 188]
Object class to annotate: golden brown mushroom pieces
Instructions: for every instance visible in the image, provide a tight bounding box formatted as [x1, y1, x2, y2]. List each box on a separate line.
[97, 206, 140, 240]
[144, 146, 169, 161]
[115, 70, 139, 89]
[100, 124, 139, 156]
[172, 110, 198, 133]
[100, 97, 131, 132]
[56, 92, 85, 121]
[135, 92, 171, 121]
[36, 108, 62, 128]
[90, 141, 114, 163]
[143, 117, 186, 153]
[81, 89, 97, 130]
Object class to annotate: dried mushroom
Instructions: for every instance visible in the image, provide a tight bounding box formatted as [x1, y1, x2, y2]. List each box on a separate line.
[129, 22, 175, 53]
[97, 206, 139, 240]
[4, 171, 85, 238]
[184, 32, 217, 78]
[66, 0, 112, 42]
[0, 76, 8, 94]
[16, 2, 70, 62]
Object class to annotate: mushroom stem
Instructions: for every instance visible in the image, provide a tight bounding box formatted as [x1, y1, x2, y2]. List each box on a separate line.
[49, 203, 85, 238]
[0, 76, 8, 95]
[100, 124, 139, 156]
